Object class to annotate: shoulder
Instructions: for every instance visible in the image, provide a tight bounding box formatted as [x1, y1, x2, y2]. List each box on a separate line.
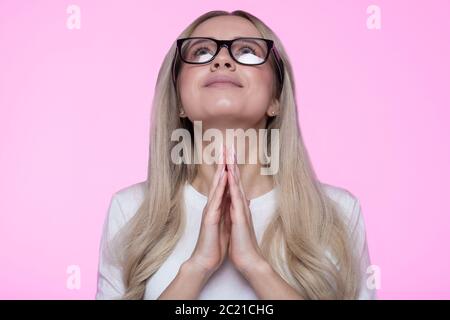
[96, 181, 147, 299]
[319, 181, 367, 254]
[319, 182, 363, 228]
[112, 180, 148, 221]
[319, 183, 376, 299]
[319, 182, 369, 259]
[314, 183, 376, 299]
[103, 180, 148, 240]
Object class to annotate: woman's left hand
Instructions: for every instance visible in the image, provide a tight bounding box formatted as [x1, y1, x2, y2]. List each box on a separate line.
[225, 147, 266, 275]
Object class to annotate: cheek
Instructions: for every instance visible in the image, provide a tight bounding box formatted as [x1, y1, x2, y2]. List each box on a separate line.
[243, 68, 274, 112]
[178, 67, 196, 95]
[178, 68, 202, 112]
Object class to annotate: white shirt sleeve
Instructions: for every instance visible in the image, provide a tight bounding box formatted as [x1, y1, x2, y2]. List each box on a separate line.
[95, 194, 127, 299]
[350, 197, 377, 300]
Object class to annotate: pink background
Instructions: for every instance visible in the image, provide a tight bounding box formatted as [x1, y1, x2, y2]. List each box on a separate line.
[1, 0, 449, 299]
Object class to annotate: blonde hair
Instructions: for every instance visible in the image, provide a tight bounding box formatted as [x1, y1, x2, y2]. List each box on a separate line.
[117, 10, 361, 299]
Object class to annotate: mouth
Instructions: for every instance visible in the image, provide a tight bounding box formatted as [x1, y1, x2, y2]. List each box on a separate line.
[205, 81, 242, 88]
[203, 74, 243, 88]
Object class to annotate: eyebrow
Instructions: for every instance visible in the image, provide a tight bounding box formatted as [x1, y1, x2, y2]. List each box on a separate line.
[231, 36, 253, 39]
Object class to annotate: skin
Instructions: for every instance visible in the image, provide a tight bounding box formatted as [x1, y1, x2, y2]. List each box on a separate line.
[158, 16, 303, 300]
[179, 15, 279, 200]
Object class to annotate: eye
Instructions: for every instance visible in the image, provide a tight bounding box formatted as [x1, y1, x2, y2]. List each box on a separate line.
[238, 46, 257, 55]
[193, 46, 213, 56]
[232, 40, 266, 59]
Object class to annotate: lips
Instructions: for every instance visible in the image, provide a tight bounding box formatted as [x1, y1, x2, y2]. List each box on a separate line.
[203, 74, 243, 88]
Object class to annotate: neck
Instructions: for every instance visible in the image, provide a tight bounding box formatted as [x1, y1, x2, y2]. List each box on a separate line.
[190, 123, 275, 200]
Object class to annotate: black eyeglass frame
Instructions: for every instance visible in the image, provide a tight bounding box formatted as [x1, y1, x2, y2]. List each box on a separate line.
[171, 37, 285, 93]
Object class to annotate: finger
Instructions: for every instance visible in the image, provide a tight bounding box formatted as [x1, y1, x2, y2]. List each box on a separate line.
[207, 160, 225, 199]
[226, 162, 246, 223]
[220, 192, 232, 251]
[208, 165, 228, 212]
[227, 168, 258, 246]
[219, 184, 228, 219]
[229, 145, 249, 204]
[221, 183, 230, 209]
[228, 154, 255, 236]
[219, 194, 231, 238]
[229, 147, 252, 217]
[234, 162, 250, 207]
[246, 204, 257, 239]
[220, 206, 229, 242]
[226, 193, 232, 231]
[219, 185, 231, 249]
[226, 162, 241, 202]
[209, 145, 227, 198]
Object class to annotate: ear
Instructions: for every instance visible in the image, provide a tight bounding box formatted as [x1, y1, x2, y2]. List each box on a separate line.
[266, 98, 280, 117]
[179, 107, 188, 118]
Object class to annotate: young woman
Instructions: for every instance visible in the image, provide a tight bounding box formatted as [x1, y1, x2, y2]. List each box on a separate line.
[96, 10, 376, 300]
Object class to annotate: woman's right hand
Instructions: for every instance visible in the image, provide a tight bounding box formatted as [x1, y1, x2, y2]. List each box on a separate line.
[187, 149, 231, 278]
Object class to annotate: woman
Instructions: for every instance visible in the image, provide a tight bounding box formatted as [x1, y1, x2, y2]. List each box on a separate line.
[95, 10, 376, 300]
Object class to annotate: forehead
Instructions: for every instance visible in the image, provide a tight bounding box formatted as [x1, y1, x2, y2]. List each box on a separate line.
[190, 15, 262, 39]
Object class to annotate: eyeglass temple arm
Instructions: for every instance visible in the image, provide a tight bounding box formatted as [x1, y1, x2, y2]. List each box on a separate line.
[171, 48, 178, 90]
[272, 47, 284, 87]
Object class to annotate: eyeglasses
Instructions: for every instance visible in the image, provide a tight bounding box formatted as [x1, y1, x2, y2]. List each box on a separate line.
[171, 37, 284, 91]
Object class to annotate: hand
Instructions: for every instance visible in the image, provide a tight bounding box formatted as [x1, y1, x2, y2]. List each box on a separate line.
[188, 147, 232, 277]
[225, 146, 266, 275]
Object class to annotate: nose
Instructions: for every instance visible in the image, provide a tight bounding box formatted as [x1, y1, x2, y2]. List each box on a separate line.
[211, 45, 235, 70]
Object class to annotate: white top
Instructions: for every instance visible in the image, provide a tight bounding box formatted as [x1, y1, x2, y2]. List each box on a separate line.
[95, 180, 377, 300]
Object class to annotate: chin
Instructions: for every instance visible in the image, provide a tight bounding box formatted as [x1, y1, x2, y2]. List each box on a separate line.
[193, 98, 239, 110]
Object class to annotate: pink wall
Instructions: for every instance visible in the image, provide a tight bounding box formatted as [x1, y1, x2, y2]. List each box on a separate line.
[1, 0, 449, 299]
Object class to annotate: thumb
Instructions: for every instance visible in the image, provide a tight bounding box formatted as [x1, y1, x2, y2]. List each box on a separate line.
[219, 211, 231, 251]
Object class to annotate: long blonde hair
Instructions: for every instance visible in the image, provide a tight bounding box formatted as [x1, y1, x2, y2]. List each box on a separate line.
[117, 10, 361, 299]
